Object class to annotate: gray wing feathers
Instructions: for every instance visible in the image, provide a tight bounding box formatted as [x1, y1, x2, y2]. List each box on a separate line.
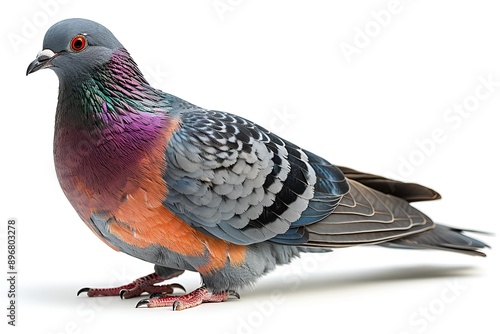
[306, 180, 434, 247]
[165, 125, 273, 229]
[164, 109, 312, 244]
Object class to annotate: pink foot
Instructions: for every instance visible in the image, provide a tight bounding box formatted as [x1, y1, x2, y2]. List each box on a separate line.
[77, 272, 185, 299]
[136, 286, 240, 310]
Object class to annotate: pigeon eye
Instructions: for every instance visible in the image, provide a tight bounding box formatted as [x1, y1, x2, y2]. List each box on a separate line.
[71, 35, 86, 52]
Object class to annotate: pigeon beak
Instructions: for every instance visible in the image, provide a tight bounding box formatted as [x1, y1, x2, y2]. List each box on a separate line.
[26, 49, 57, 75]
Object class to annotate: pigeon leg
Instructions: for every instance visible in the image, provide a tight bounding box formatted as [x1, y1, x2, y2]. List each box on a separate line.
[136, 286, 240, 310]
[77, 271, 185, 299]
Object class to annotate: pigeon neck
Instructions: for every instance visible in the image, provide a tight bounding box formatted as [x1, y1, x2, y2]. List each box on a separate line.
[56, 48, 171, 130]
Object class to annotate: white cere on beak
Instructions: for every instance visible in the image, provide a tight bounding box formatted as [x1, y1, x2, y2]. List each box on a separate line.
[37, 49, 56, 60]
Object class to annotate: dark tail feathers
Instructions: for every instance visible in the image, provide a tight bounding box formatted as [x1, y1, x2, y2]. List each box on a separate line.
[381, 224, 491, 257]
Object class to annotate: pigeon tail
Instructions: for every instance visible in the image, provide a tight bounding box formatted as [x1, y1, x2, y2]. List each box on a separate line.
[380, 224, 491, 257]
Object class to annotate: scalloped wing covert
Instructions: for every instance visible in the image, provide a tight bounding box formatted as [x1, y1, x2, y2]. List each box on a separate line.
[163, 109, 348, 245]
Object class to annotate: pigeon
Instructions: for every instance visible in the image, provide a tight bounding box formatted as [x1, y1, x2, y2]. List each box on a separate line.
[26, 18, 489, 310]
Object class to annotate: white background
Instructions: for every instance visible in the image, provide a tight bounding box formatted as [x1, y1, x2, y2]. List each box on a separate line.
[1, 0, 499, 333]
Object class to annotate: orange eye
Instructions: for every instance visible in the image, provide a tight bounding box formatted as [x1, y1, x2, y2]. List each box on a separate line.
[71, 35, 86, 52]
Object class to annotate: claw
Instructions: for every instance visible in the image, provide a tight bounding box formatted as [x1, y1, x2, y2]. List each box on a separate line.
[119, 289, 127, 300]
[77, 287, 90, 296]
[229, 290, 240, 299]
[169, 283, 186, 292]
[172, 300, 180, 311]
[136, 299, 150, 308]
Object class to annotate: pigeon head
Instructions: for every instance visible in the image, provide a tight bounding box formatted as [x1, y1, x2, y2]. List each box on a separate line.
[26, 18, 124, 82]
